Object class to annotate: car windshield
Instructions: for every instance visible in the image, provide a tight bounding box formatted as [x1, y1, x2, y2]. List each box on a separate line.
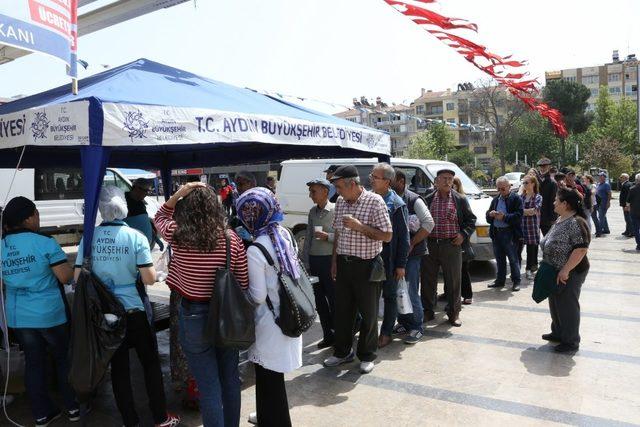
[505, 172, 522, 180]
[425, 164, 482, 195]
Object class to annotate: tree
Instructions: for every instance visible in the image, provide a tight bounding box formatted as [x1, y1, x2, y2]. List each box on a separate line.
[470, 81, 526, 174]
[581, 137, 633, 181]
[406, 123, 456, 160]
[606, 97, 638, 155]
[594, 85, 612, 128]
[503, 112, 560, 166]
[448, 148, 474, 168]
[542, 80, 592, 165]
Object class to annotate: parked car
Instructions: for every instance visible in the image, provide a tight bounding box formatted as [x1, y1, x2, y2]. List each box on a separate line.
[504, 172, 524, 191]
[0, 167, 160, 241]
[278, 158, 495, 261]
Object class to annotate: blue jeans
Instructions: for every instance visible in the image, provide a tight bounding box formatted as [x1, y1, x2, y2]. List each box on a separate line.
[492, 229, 521, 284]
[596, 204, 610, 234]
[397, 256, 423, 333]
[13, 323, 78, 420]
[178, 300, 241, 427]
[632, 215, 640, 249]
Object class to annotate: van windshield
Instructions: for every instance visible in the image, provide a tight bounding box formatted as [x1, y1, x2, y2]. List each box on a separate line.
[425, 164, 482, 195]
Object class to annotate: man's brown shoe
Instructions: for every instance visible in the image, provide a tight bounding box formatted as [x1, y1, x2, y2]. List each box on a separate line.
[378, 334, 392, 348]
[448, 316, 462, 327]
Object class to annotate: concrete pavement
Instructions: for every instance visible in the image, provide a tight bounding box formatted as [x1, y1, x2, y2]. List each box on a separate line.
[3, 203, 640, 426]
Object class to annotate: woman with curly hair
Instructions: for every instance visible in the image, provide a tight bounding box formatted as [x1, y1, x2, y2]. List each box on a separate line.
[154, 182, 249, 427]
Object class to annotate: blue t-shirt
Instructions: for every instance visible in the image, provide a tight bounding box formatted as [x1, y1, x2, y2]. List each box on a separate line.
[1, 230, 68, 328]
[596, 182, 611, 204]
[75, 221, 153, 311]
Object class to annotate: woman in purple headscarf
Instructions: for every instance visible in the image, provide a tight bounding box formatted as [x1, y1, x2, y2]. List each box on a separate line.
[236, 188, 302, 427]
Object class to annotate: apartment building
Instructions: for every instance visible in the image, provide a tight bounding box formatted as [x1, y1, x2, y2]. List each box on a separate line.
[335, 97, 415, 156]
[545, 50, 639, 111]
[411, 87, 497, 165]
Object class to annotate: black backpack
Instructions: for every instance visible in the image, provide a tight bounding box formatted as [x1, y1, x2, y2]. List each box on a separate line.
[252, 242, 316, 338]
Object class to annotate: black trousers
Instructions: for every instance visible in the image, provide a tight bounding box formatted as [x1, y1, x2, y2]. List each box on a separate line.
[518, 242, 539, 271]
[460, 260, 472, 299]
[110, 311, 167, 426]
[334, 255, 381, 362]
[309, 255, 336, 342]
[255, 363, 291, 427]
[548, 269, 588, 347]
[421, 239, 462, 317]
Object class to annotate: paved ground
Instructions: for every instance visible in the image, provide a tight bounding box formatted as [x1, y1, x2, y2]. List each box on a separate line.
[3, 202, 640, 426]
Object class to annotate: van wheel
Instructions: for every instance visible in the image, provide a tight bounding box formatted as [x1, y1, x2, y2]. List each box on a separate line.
[294, 228, 307, 256]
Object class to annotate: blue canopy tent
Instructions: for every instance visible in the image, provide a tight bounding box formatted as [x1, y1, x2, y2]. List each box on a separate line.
[0, 58, 390, 261]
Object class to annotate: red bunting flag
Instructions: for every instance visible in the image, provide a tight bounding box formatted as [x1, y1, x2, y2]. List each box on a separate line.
[383, 0, 568, 138]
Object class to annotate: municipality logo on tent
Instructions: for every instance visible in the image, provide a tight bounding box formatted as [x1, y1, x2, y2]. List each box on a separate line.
[123, 110, 149, 142]
[31, 112, 50, 141]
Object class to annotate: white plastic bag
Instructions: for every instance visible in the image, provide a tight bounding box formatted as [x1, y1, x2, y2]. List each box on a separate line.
[155, 245, 172, 282]
[396, 278, 413, 315]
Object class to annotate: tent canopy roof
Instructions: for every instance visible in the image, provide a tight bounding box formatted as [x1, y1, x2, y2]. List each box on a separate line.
[0, 58, 371, 130]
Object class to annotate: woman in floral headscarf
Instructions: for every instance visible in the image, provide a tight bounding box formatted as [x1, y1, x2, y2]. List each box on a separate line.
[236, 187, 302, 427]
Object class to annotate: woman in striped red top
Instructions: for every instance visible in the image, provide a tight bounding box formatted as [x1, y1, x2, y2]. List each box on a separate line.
[154, 182, 249, 427]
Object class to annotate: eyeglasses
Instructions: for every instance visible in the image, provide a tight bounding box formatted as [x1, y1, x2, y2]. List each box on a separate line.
[369, 174, 386, 181]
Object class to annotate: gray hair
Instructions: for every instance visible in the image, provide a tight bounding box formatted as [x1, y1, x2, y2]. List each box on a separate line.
[636, 173, 640, 183]
[621, 173, 630, 180]
[99, 185, 128, 222]
[343, 176, 361, 186]
[373, 163, 395, 181]
[496, 176, 510, 186]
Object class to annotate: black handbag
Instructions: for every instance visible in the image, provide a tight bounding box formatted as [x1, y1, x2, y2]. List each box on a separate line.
[252, 242, 316, 338]
[206, 233, 256, 350]
[369, 254, 387, 282]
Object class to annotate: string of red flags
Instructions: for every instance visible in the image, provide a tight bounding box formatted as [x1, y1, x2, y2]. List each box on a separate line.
[383, 0, 569, 138]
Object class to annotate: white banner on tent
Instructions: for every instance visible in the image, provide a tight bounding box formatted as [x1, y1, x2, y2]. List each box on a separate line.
[0, 101, 90, 149]
[102, 103, 390, 155]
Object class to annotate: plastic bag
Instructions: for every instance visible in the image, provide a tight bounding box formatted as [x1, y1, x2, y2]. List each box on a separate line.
[68, 268, 127, 402]
[154, 245, 172, 282]
[396, 277, 413, 315]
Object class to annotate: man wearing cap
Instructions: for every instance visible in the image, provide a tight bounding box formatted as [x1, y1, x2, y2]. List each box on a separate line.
[324, 165, 340, 203]
[323, 165, 392, 374]
[422, 168, 476, 327]
[486, 176, 523, 291]
[124, 178, 162, 249]
[536, 158, 558, 236]
[595, 172, 612, 237]
[301, 178, 336, 349]
[619, 173, 633, 237]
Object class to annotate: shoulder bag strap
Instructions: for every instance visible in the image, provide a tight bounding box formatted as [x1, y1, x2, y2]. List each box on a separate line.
[224, 231, 231, 270]
[251, 242, 279, 316]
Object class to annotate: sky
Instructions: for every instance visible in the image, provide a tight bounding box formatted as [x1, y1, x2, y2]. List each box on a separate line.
[1, 0, 639, 113]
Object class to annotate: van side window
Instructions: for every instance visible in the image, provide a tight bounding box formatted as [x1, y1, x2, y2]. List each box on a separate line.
[397, 167, 432, 196]
[355, 165, 373, 190]
[103, 170, 131, 193]
[34, 168, 84, 200]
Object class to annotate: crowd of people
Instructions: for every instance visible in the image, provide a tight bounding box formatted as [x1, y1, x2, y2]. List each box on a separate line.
[6, 155, 634, 427]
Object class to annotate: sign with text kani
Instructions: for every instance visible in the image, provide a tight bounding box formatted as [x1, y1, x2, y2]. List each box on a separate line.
[0, 0, 78, 77]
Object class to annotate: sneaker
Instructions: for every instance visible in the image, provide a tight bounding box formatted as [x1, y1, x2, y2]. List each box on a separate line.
[67, 408, 82, 422]
[403, 330, 423, 345]
[323, 351, 355, 367]
[512, 282, 521, 292]
[462, 298, 473, 305]
[36, 411, 62, 427]
[391, 323, 408, 336]
[525, 270, 533, 280]
[248, 412, 257, 425]
[156, 413, 181, 427]
[359, 361, 374, 374]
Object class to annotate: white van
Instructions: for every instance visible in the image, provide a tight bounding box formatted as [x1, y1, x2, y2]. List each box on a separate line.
[278, 158, 494, 261]
[0, 167, 160, 240]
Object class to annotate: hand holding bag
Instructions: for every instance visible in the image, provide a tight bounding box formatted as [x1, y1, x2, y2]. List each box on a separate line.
[531, 261, 559, 303]
[368, 254, 387, 282]
[206, 233, 256, 350]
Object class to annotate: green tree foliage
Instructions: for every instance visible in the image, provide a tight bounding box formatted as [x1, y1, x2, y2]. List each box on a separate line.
[448, 148, 474, 168]
[594, 86, 612, 128]
[581, 137, 633, 181]
[503, 112, 559, 165]
[406, 123, 456, 160]
[542, 80, 592, 165]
